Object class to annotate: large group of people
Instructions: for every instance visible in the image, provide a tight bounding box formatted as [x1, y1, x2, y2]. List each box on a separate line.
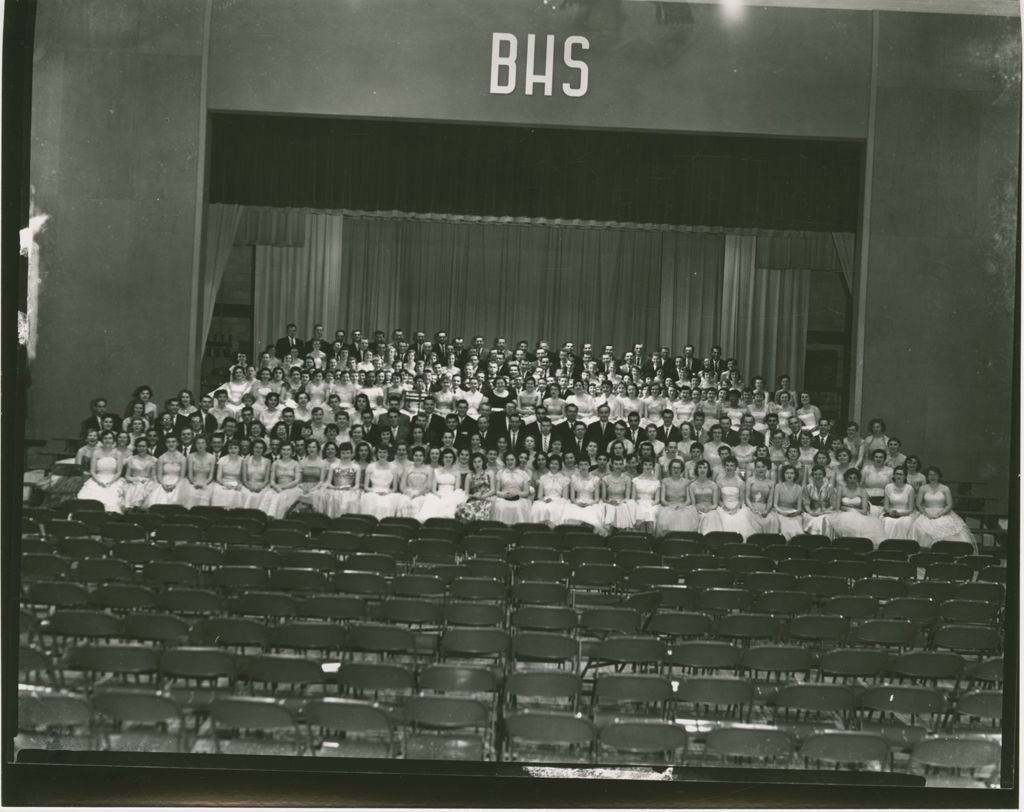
[60, 325, 975, 549]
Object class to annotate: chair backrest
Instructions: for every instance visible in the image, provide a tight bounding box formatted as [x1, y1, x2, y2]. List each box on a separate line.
[801, 731, 888, 766]
[911, 736, 1000, 771]
[303, 698, 393, 741]
[594, 636, 664, 667]
[931, 624, 1002, 655]
[504, 710, 595, 749]
[665, 641, 741, 673]
[92, 690, 183, 726]
[891, 650, 965, 682]
[160, 647, 236, 682]
[505, 671, 582, 706]
[819, 648, 890, 681]
[417, 664, 498, 695]
[210, 696, 298, 731]
[860, 684, 945, 718]
[774, 683, 857, 715]
[403, 696, 489, 730]
[443, 601, 505, 628]
[741, 645, 812, 678]
[704, 726, 793, 762]
[239, 654, 325, 689]
[647, 610, 712, 640]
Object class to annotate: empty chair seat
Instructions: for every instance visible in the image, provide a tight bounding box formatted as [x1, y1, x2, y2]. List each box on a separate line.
[209, 697, 304, 755]
[773, 683, 857, 725]
[503, 711, 595, 763]
[801, 731, 889, 770]
[305, 698, 396, 758]
[819, 648, 890, 683]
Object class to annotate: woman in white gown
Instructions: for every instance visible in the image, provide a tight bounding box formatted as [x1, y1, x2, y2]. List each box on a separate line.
[701, 457, 757, 539]
[211, 440, 248, 509]
[122, 439, 157, 509]
[689, 460, 720, 532]
[417, 447, 467, 521]
[826, 468, 885, 547]
[359, 448, 403, 519]
[184, 436, 216, 507]
[771, 464, 805, 540]
[861, 449, 894, 517]
[600, 456, 636, 531]
[239, 438, 271, 509]
[563, 463, 606, 534]
[745, 458, 779, 535]
[77, 431, 126, 512]
[912, 467, 976, 549]
[529, 454, 570, 527]
[882, 465, 918, 540]
[146, 436, 187, 507]
[291, 440, 327, 514]
[255, 442, 303, 518]
[656, 458, 699, 536]
[492, 452, 533, 525]
[313, 442, 363, 519]
[802, 464, 836, 536]
[630, 459, 661, 533]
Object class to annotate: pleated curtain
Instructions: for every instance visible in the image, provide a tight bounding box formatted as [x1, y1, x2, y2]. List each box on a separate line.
[720, 234, 811, 386]
[200, 203, 244, 354]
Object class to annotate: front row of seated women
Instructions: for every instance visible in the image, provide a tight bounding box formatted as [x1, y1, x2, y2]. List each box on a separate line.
[77, 429, 973, 549]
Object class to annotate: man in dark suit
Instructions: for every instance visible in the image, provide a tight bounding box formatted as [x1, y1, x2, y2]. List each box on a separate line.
[274, 408, 306, 442]
[552, 404, 581, 449]
[411, 331, 428, 360]
[676, 345, 701, 379]
[708, 345, 725, 377]
[813, 417, 839, 450]
[504, 414, 532, 455]
[655, 409, 683, 444]
[624, 412, 644, 451]
[372, 409, 411, 447]
[275, 323, 303, 360]
[164, 398, 190, 436]
[716, 415, 742, 447]
[563, 421, 588, 459]
[433, 331, 451, 362]
[475, 414, 501, 451]
[584, 404, 616, 452]
[177, 428, 195, 456]
[489, 401, 517, 437]
[304, 323, 328, 354]
[738, 415, 765, 448]
[79, 397, 109, 439]
[641, 352, 668, 380]
[421, 396, 447, 446]
[376, 395, 411, 432]
[535, 417, 557, 455]
[452, 399, 478, 448]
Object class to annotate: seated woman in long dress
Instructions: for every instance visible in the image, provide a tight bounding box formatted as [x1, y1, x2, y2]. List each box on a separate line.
[146, 435, 187, 507]
[863, 418, 890, 458]
[861, 449, 894, 516]
[802, 464, 836, 536]
[417, 447, 468, 521]
[826, 468, 885, 547]
[904, 455, 927, 491]
[122, 439, 157, 510]
[211, 440, 248, 509]
[313, 442, 363, 519]
[528, 454, 569, 527]
[456, 452, 496, 523]
[255, 442, 302, 518]
[517, 378, 542, 425]
[771, 464, 805, 540]
[239, 438, 271, 509]
[656, 458, 699, 536]
[745, 458, 779, 535]
[563, 462, 606, 534]
[77, 430, 126, 513]
[701, 456, 757, 539]
[492, 452, 533, 525]
[882, 465, 918, 540]
[184, 434, 216, 503]
[912, 466, 976, 549]
[630, 459, 661, 534]
[357, 448, 402, 519]
[291, 439, 327, 513]
[689, 460, 720, 532]
[601, 456, 636, 532]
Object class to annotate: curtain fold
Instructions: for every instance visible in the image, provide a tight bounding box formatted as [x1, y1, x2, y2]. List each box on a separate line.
[201, 203, 244, 355]
[253, 213, 346, 353]
[832, 231, 856, 292]
[721, 235, 811, 387]
[235, 206, 306, 247]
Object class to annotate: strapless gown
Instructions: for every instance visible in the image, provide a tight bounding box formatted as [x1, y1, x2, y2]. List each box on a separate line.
[699, 485, 757, 539]
[77, 456, 125, 513]
[911, 490, 975, 549]
[825, 496, 885, 546]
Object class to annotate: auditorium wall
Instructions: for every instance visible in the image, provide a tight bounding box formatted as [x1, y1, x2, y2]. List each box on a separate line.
[861, 12, 1019, 495]
[27, 0, 205, 442]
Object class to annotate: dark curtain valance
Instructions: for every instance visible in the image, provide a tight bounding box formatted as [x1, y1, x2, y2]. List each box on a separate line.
[209, 114, 863, 233]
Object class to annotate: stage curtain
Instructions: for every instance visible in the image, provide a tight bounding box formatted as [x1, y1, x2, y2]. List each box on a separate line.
[336, 216, 724, 353]
[832, 231, 856, 292]
[201, 203, 244, 354]
[235, 206, 306, 247]
[721, 234, 811, 387]
[253, 212, 348, 354]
